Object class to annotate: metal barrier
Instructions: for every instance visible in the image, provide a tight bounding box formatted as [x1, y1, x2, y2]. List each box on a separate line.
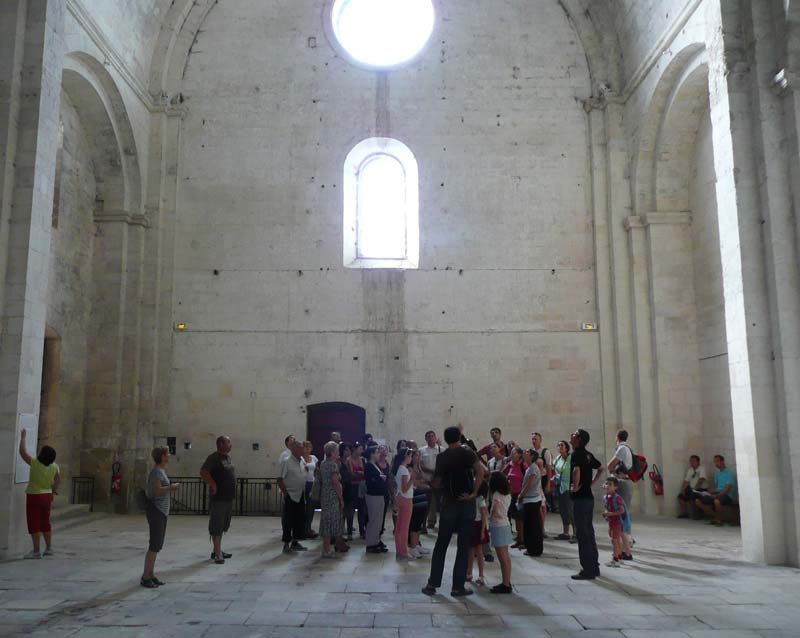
[168, 477, 282, 516]
[71, 476, 95, 512]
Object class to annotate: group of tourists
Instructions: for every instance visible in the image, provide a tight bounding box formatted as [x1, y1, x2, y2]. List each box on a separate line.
[15, 420, 737, 594]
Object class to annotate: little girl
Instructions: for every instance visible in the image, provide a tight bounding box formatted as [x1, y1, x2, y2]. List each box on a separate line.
[467, 481, 489, 585]
[602, 476, 626, 567]
[488, 472, 513, 594]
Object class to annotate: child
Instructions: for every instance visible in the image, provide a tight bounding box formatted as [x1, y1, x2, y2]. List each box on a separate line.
[602, 476, 626, 567]
[467, 481, 489, 585]
[488, 472, 513, 593]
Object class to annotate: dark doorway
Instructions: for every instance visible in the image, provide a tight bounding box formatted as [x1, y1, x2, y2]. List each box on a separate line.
[306, 402, 366, 457]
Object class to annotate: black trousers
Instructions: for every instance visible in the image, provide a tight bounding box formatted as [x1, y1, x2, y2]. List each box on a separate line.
[522, 501, 543, 556]
[282, 492, 306, 543]
[427, 500, 473, 591]
[572, 497, 599, 576]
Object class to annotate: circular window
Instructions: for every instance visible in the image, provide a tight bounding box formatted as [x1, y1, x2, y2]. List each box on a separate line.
[331, 0, 435, 68]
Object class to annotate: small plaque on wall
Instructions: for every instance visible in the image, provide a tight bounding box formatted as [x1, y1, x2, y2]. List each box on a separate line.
[15, 413, 38, 484]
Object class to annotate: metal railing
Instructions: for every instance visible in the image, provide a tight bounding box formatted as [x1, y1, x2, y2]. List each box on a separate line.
[71, 476, 95, 512]
[168, 477, 282, 516]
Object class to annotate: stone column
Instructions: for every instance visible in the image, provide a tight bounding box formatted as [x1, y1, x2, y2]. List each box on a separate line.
[623, 216, 660, 515]
[642, 213, 702, 514]
[0, 0, 64, 558]
[83, 210, 147, 512]
[706, 0, 788, 564]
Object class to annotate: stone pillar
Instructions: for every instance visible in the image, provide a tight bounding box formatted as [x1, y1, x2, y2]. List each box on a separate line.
[0, 0, 64, 558]
[83, 211, 146, 512]
[643, 213, 702, 514]
[706, 0, 788, 564]
[623, 216, 660, 515]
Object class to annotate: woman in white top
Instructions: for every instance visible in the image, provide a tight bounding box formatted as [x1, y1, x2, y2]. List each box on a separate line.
[301, 441, 319, 538]
[392, 447, 415, 560]
[519, 449, 544, 557]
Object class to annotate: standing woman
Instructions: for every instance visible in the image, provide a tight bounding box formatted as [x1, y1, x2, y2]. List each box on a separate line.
[349, 443, 367, 539]
[18, 430, 60, 559]
[301, 441, 319, 539]
[364, 446, 389, 553]
[142, 446, 180, 587]
[554, 440, 575, 541]
[319, 441, 345, 558]
[392, 447, 414, 560]
[519, 449, 544, 557]
[377, 445, 394, 535]
[339, 443, 354, 539]
[409, 449, 431, 556]
[505, 447, 527, 548]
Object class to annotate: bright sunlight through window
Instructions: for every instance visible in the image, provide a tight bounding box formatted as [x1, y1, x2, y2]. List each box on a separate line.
[331, 0, 435, 68]
[343, 138, 419, 269]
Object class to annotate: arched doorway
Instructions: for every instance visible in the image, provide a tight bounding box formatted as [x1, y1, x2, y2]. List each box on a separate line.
[306, 402, 366, 457]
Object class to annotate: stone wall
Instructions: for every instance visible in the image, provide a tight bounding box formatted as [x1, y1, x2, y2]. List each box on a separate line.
[167, 0, 603, 475]
[41, 92, 96, 502]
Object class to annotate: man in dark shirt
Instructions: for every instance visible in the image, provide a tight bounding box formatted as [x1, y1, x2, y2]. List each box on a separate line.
[569, 429, 603, 579]
[422, 426, 485, 597]
[477, 427, 510, 460]
[200, 436, 236, 564]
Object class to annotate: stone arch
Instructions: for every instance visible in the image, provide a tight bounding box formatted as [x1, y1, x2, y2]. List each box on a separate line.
[61, 52, 141, 215]
[653, 54, 710, 213]
[147, 0, 620, 98]
[632, 44, 706, 215]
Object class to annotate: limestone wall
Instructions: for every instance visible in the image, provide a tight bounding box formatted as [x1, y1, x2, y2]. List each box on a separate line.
[167, 0, 603, 475]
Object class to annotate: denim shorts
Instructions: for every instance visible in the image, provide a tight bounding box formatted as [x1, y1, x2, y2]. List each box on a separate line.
[490, 524, 513, 548]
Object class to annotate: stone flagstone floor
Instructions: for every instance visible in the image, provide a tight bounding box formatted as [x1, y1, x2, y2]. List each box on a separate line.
[0, 512, 799, 637]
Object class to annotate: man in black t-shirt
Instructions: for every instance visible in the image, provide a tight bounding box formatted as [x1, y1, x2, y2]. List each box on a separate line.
[422, 426, 485, 597]
[569, 429, 603, 580]
[200, 436, 236, 564]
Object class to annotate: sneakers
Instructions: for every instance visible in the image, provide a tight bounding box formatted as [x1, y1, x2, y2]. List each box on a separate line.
[571, 571, 598, 580]
[24, 551, 41, 560]
[152, 577, 166, 586]
[421, 584, 437, 595]
[42, 547, 54, 556]
[450, 587, 473, 597]
[409, 547, 422, 559]
[474, 577, 486, 586]
[291, 542, 308, 551]
[621, 553, 633, 561]
[210, 552, 232, 560]
[282, 543, 294, 554]
[397, 554, 416, 561]
[490, 583, 512, 594]
[606, 559, 621, 568]
[415, 545, 431, 555]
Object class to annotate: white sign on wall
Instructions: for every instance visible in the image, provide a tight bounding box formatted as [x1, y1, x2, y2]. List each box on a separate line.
[15, 413, 38, 484]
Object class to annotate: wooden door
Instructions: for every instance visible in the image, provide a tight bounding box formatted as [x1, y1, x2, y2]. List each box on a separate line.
[306, 402, 366, 457]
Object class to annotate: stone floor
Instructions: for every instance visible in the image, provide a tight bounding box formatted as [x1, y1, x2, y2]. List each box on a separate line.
[0, 512, 799, 637]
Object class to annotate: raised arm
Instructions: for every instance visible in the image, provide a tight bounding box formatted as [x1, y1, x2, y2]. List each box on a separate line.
[52, 470, 61, 494]
[18, 430, 32, 466]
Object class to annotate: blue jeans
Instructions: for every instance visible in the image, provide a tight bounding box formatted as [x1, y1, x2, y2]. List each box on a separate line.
[572, 497, 599, 576]
[426, 500, 474, 591]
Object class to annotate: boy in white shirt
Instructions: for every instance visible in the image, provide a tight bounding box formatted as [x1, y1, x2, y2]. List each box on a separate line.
[678, 454, 707, 518]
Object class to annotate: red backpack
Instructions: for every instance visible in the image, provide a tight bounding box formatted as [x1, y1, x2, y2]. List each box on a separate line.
[622, 444, 648, 482]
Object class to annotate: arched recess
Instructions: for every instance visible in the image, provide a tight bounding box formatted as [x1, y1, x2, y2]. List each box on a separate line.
[61, 52, 142, 215]
[632, 44, 706, 216]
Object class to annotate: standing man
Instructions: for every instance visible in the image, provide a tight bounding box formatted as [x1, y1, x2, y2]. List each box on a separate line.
[532, 432, 554, 526]
[478, 428, 508, 461]
[278, 440, 308, 553]
[420, 430, 442, 530]
[200, 436, 236, 564]
[606, 429, 634, 559]
[422, 426, 485, 597]
[569, 429, 603, 580]
[278, 434, 295, 537]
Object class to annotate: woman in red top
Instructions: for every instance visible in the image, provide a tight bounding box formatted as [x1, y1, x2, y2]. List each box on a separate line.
[348, 443, 367, 538]
[504, 447, 528, 548]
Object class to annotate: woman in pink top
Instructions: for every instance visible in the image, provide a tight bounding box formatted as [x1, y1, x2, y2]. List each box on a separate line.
[348, 443, 367, 538]
[504, 447, 527, 548]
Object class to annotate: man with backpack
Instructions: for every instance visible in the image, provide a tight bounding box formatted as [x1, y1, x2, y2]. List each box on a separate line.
[422, 426, 485, 597]
[607, 430, 635, 560]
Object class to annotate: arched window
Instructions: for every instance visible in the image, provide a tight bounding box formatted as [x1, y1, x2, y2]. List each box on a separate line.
[343, 138, 419, 269]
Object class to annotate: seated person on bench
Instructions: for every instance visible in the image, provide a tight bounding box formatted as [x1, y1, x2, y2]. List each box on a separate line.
[694, 455, 737, 526]
[678, 454, 707, 518]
